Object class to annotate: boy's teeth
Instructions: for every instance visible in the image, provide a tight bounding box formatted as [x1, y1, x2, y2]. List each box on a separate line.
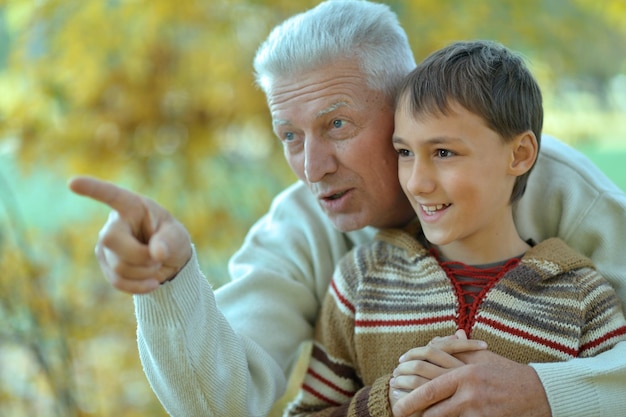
[422, 204, 449, 213]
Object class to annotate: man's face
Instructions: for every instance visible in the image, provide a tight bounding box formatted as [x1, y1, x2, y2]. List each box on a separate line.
[267, 59, 414, 232]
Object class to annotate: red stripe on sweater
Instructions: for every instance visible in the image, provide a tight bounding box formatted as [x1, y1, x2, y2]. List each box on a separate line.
[330, 279, 355, 314]
[307, 368, 354, 397]
[476, 316, 578, 356]
[580, 326, 626, 352]
[302, 383, 343, 407]
[355, 315, 455, 328]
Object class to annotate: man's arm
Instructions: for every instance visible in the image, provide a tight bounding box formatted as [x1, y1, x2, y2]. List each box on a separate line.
[71, 177, 376, 416]
[515, 135, 626, 310]
[134, 252, 287, 416]
[532, 341, 626, 416]
[516, 135, 626, 416]
[133, 182, 375, 416]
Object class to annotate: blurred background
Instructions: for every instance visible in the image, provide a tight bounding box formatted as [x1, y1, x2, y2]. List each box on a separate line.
[0, 0, 624, 416]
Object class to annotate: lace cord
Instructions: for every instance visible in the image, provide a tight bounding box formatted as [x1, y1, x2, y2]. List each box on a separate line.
[429, 248, 521, 335]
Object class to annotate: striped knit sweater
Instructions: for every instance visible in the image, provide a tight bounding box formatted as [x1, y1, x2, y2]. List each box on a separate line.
[285, 225, 626, 417]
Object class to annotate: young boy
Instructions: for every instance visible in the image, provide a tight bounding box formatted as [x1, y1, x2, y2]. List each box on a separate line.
[285, 40, 626, 416]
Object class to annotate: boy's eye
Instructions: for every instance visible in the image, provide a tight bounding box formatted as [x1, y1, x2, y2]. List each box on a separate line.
[437, 149, 454, 158]
[397, 148, 412, 157]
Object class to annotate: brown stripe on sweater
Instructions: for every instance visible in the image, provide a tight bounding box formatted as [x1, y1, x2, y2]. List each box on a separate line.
[311, 343, 359, 382]
[351, 385, 372, 417]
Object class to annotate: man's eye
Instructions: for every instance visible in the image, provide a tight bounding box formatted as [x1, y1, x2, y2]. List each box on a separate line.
[332, 119, 344, 128]
[283, 132, 294, 142]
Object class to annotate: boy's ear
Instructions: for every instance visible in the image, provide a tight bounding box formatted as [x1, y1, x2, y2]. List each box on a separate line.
[508, 131, 538, 176]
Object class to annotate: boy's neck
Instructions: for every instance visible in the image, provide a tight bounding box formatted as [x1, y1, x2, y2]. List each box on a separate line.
[433, 215, 530, 266]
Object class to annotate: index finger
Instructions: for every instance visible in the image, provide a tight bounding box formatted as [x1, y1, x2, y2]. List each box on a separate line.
[393, 373, 458, 417]
[68, 175, 142, 216]
[399, 339, 487, 363]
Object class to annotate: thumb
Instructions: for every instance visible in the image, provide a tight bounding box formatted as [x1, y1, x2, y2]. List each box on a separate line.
[148, 217, 192, 279]
[455, 329, 468, 340]
[149, 237, 170, 262]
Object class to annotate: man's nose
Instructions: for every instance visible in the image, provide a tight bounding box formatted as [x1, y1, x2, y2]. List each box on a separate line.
[303, 136, 338, 183]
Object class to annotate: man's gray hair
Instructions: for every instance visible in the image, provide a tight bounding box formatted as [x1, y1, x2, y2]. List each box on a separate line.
[253, 0, 416, 102]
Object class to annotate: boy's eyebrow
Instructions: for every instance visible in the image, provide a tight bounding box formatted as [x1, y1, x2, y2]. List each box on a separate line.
[426, 136, 462, 144]
[392, 135, 463, 144]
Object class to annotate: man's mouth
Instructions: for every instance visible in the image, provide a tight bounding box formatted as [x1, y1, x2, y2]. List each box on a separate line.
[421, 203, 451, 215]
[324, 191, 348, 201]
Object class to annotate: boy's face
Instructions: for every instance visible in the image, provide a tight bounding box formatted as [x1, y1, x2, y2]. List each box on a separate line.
[392, 100, 519, 258]
[266, 59, 415, 232]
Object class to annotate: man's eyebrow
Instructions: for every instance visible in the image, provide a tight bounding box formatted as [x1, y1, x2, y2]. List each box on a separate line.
[273, 119, 290, 127]
[317, 101, 348, 118]
[272, 101, 349, 127]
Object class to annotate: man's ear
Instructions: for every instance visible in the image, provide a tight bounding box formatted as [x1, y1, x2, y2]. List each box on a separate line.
[508, 131, 538, 176]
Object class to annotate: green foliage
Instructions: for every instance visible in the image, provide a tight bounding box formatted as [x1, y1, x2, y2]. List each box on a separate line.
[0, 1, 623, 416]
